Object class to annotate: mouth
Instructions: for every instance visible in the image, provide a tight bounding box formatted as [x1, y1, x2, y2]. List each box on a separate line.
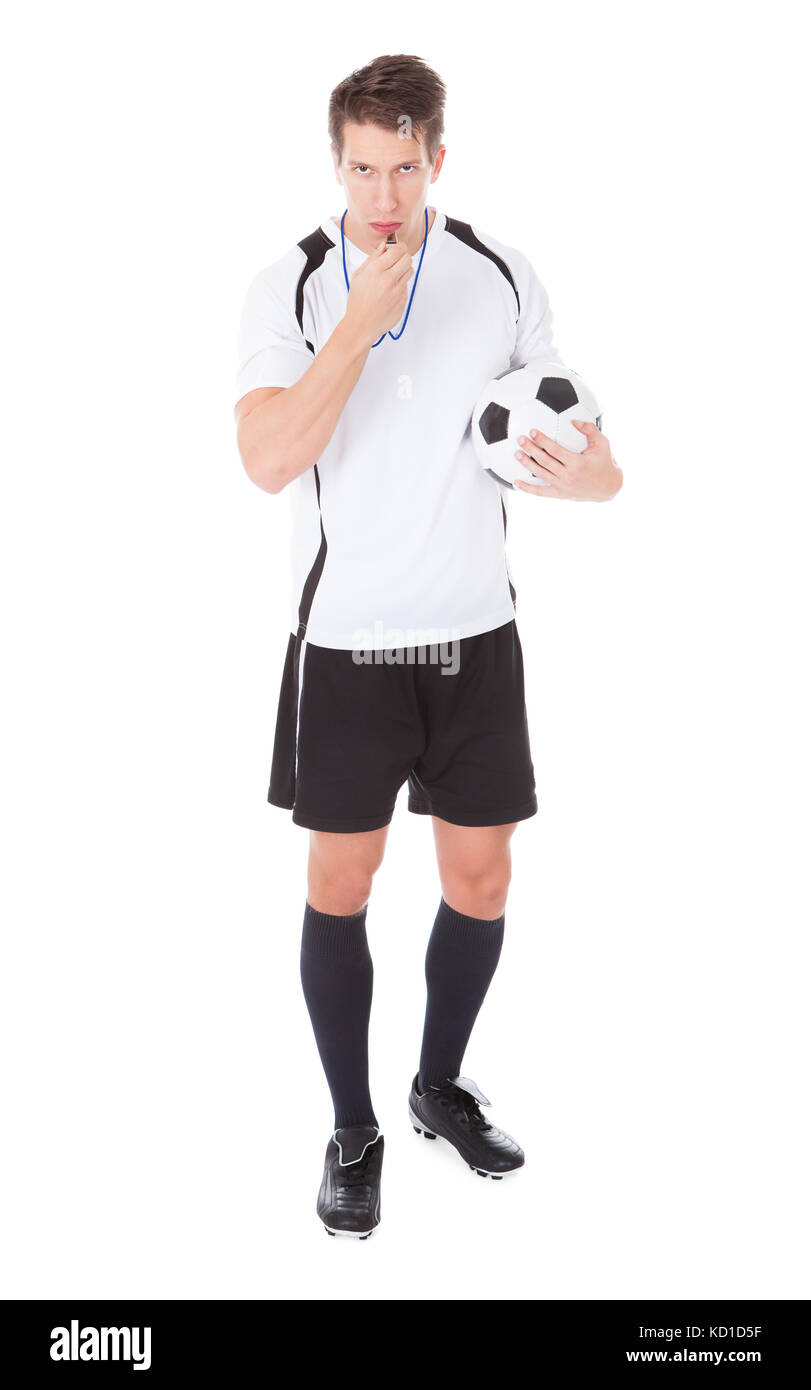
[370, 221, 402, 232]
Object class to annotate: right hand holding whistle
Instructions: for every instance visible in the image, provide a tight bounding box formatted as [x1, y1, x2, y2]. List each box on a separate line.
[344, 237, 413, 346]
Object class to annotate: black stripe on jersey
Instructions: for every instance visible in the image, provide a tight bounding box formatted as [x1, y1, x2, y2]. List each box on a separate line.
[294, 226, 334, 352]
[296, 465, 328, 637]
[501, 496, 517, 608]
[290, 232, 331, 631]
[444, 218, 520, 315]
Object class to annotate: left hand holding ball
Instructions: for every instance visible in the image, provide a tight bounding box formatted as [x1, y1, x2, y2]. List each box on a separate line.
[514, 420, 623, 501]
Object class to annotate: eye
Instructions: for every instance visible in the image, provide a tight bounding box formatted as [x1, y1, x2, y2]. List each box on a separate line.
[351, 164, 416, 174]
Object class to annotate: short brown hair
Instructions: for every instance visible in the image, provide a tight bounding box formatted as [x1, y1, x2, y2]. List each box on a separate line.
[328, 54, 446, 165]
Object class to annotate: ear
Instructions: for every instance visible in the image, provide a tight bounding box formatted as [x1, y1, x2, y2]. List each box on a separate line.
[431, 146, 447, 181]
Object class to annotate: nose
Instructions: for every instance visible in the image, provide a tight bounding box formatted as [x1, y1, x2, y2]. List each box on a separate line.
[375, 179, 397, 215]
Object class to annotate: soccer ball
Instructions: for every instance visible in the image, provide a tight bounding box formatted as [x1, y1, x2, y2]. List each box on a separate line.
[471, 359, 602, 490]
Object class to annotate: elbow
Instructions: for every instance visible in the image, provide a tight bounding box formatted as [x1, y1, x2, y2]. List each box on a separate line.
[237, 427, 289, 495]
[248, 457, 289, 494]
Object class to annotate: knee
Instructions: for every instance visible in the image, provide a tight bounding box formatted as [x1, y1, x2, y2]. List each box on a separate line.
[442, 863, 511, 919]
[307, 864, 376, 917]
[307, 827, 388, 917]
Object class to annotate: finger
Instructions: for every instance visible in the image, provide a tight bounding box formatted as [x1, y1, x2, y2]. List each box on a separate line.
[515, 475, 559, 496]
[515, 439, 564, 476]
[525, 430, 570, 466]
[514, 448, 559, 481]
[572, 419, 601, 441]
[381, 246, 411, 273]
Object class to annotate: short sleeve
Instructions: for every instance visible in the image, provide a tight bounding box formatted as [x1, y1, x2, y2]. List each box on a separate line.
[508, 252, 564, 372]
[235, 257, 314, 405]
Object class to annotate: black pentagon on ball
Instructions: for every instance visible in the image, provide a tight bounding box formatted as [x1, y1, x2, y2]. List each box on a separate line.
[478, 400, 510, 445]
[535, 377, 578, 413]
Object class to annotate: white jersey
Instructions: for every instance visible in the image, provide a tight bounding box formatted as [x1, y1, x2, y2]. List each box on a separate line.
[235, 207, 563, 650]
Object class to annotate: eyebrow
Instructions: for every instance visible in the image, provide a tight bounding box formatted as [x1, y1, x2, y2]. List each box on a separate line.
[346, 157, 423, 167]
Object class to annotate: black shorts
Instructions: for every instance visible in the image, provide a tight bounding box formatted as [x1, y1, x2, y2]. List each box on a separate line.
[267, 618, 538, 833]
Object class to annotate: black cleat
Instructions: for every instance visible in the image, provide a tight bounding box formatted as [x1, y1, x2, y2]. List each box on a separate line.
[316, 1124, 384, 1238]
[408, 1073, 524, 1177]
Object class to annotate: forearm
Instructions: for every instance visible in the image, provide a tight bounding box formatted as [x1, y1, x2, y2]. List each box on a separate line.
[239, 316, 372, 493]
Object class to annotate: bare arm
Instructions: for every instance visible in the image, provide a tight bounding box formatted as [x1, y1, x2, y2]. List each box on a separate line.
[235, 238, 413, 494]
[234, 318, 370, 494]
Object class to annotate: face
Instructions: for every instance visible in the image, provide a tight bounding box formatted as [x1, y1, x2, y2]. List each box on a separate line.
[332, 121, 446, 253]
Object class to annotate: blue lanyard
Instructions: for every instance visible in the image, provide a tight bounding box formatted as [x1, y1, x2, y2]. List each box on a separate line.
[340, 206, 429, 347]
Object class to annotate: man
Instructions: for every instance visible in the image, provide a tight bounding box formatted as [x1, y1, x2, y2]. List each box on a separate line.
[234, 54, 622, 1240]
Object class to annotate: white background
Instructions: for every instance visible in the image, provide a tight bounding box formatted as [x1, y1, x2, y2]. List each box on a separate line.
[2, 0, 809, 1301]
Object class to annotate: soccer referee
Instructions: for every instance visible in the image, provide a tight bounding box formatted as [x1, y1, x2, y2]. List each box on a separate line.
[234, 53, 622, 1239]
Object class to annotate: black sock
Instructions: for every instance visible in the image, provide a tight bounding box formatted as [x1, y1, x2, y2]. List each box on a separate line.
[418, 896, 505, 1094]
[300, 901, 378, 1130]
